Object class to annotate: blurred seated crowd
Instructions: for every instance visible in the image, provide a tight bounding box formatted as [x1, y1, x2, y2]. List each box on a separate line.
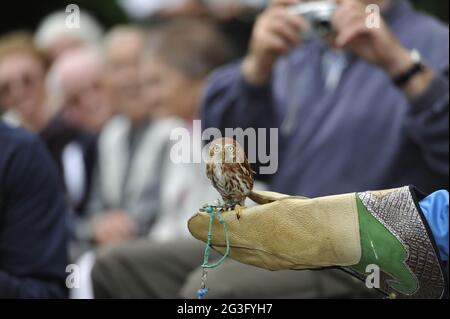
[0, 0, 448, 299]
[0, 2, 240, 297]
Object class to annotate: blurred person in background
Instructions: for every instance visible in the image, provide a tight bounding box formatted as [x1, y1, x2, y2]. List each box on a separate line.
[34, 10, 103, 63]
[79, 26, 178, 251]
[204, 0, 449, 196]
[76, 21, 230, 252]
[0, 32, 53, 132]
[51, 48, 113, 134]
[72, 20, 232, 298]
[197, 0, 448, 298]
[0, 32, 98, 246]
[90, 19, 237, 298]
[103, 26, 147, 118]
[0, 121, 69, 298]
[48, 47, 115, 258]
[139, 20, 238, 242]
[46, 48, 113, 241]
[67, 28, 154, 298]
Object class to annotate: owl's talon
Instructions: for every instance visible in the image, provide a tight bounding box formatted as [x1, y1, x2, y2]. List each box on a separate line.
[235, 204, 244, 220]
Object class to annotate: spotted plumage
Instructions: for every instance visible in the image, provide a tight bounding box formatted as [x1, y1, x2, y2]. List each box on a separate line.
[206, 138, 254, 218]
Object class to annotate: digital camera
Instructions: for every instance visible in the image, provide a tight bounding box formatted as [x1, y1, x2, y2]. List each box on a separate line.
[289, 0, 337, 37]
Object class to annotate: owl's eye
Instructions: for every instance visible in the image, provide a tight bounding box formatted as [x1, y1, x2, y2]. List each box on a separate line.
[227, 146, 234, 152]
[214, 145, 221, 153]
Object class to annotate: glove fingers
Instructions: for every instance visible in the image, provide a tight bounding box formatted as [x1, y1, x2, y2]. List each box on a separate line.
[248, 190, 309, 204]
[188, 193, 361, 271]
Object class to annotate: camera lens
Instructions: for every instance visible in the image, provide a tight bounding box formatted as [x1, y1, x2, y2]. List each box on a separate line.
[313, 19, 332, 37]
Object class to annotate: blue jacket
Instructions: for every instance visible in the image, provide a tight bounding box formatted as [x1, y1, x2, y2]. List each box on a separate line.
[420, 190, 449, 261]
[0, 123, 68, 298]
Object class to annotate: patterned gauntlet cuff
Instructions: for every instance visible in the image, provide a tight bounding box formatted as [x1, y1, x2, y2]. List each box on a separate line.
[345, 186, 448, 299]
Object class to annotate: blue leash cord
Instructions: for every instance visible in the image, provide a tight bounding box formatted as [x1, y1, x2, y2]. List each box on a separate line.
[197, 206, 231, 299]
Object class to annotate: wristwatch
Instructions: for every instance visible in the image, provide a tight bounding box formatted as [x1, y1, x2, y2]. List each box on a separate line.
[393, 49, 426, 88]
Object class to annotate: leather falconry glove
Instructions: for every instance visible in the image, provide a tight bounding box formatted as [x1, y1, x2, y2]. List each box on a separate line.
[188, 186, 448, 299]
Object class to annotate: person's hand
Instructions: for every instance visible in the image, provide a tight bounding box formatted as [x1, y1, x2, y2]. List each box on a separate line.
[91, 210, 137, 246]
[242, 0, 306, 85]
[331, 0, 413, 78]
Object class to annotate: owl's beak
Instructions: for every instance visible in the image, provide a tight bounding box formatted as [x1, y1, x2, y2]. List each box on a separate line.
[221, 151, 225, 163]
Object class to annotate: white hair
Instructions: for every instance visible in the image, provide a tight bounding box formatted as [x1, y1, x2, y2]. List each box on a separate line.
[45, 47, 105, 115]
[34, 10, 104, 51]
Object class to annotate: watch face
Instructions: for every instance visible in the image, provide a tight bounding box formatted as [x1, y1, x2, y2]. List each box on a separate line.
[411, 49, 422, 64]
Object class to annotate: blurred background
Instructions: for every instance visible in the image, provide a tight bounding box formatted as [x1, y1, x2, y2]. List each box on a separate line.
[0, 0, 448, 299]
[0, 0, 448, 31]
[0, 1, 448, 31]
[0, 1, 448, 56]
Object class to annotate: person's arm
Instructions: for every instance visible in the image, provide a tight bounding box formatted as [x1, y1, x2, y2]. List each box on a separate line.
[331, 0, 449, 179]
[201, 0, 304, 133]
[0, 136, 68, 298]
[405, 72, 449, 178]
[377, 39, 449, 178]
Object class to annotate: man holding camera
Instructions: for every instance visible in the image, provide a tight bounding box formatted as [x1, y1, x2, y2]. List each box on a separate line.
[205, 0, 448, 197]
[199, 0, 448, 298]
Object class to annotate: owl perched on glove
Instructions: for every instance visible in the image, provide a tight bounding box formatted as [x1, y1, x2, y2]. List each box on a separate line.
[206, 138, 256, 219]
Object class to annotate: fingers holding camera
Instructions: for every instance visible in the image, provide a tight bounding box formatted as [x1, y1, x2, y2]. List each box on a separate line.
[331, 0, 413, 76]
[243, 7, 306, 85]
[268, 15, 303, 50]
[332, 0, 368, 48]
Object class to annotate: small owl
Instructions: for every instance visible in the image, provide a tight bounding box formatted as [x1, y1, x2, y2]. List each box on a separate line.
[206, 137, 254, 219]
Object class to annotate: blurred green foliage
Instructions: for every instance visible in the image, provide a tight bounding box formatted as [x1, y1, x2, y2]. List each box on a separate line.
[58, 0, 129, 28]
[89, 0, 449, 27]
[411, 0, 449, 23]
[0, 0, 448, 34]
[27, 0, 450, 30]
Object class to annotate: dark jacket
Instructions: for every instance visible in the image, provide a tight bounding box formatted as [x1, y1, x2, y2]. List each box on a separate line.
[40, 113, 97, 214]
[0, 122, 68, 298]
